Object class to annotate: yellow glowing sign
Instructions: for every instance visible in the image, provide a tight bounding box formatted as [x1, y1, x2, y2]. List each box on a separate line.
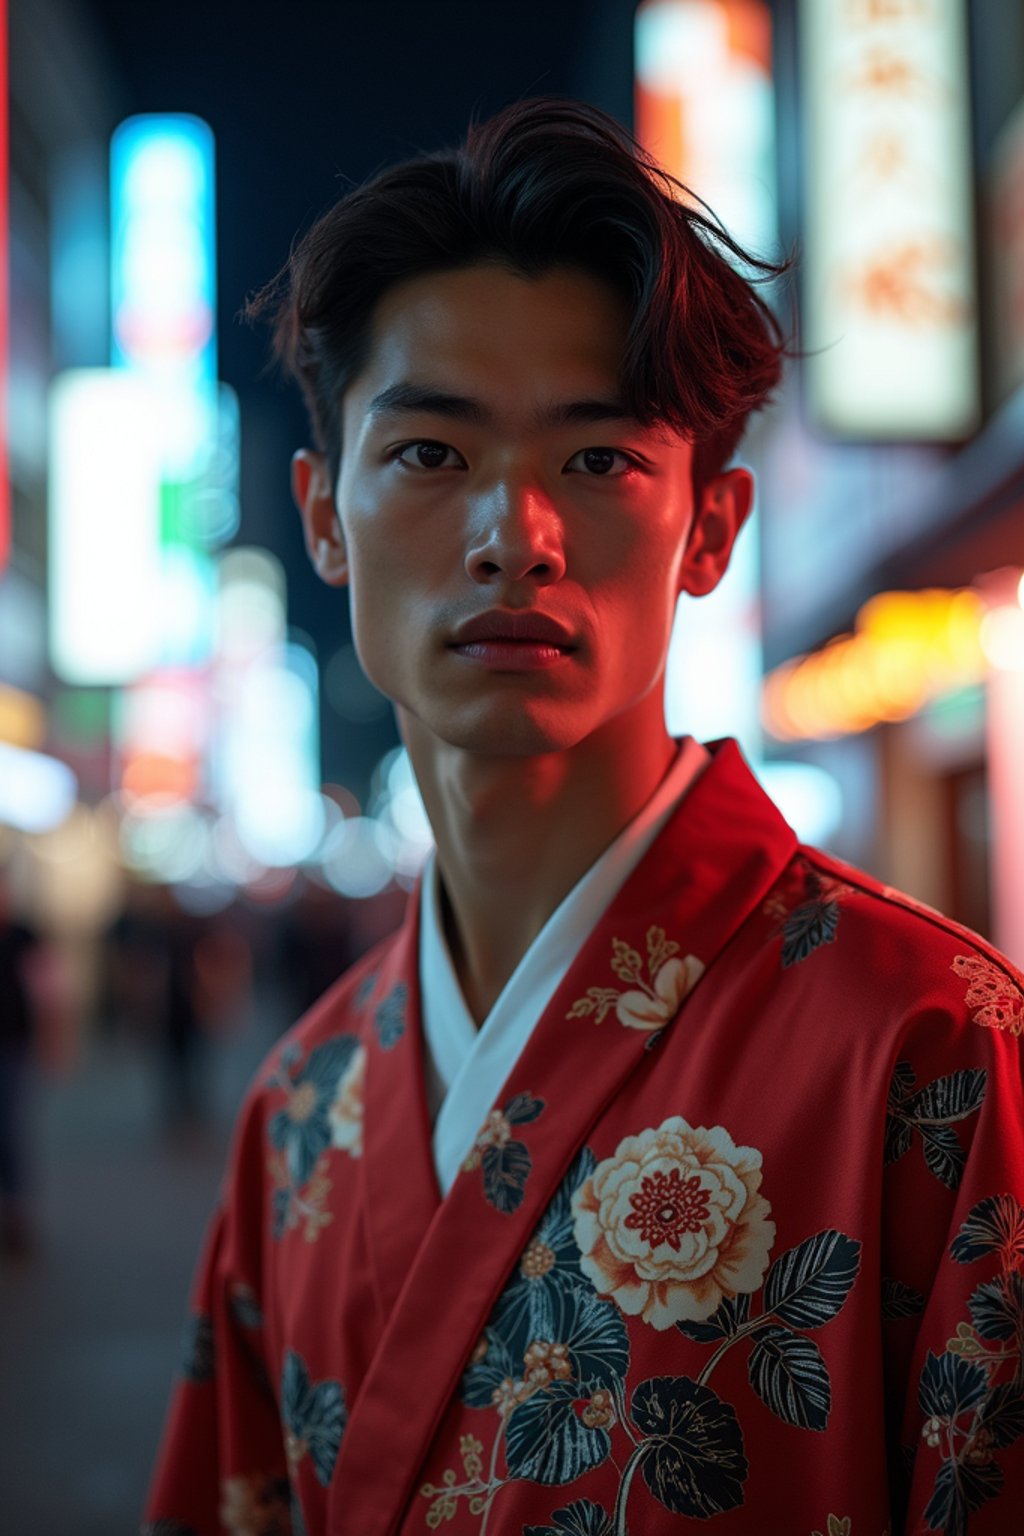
[763, 588, 988, 740]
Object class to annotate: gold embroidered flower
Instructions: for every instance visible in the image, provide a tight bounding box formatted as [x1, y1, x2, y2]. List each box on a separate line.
[581, 1388, 615, 1429]
[462, 1108, 514, 1171]
[286, 1080, 318, 1124]
[615, 952, 705, 1030]
[520, 1237, 557, 1279]
[522, 1338, 573, 1388]
[952, 954, 1024, 1037]
[491, 1375, 533, 1417]
[567, 926, 704, 1033]
[811, 1518, 852, 1536]
[328, 1043, 366, 1157]
[572, 1117, 774, 1330]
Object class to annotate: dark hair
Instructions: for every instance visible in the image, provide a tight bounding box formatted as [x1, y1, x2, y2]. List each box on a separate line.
[248, 96, 790, 494]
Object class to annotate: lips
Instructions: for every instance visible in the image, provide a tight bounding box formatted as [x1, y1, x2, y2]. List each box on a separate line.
[448, 610, 577, 649]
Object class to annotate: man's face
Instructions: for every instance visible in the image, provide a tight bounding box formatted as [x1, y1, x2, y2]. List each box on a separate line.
[298, 263, 746, 758]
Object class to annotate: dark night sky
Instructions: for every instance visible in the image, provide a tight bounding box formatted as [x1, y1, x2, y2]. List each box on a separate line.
[80, 0, 632, 793]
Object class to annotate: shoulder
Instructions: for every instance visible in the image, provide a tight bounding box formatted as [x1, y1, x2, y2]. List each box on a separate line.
[780, 844, 1024, 1045]
[226, 924, 406, 1165]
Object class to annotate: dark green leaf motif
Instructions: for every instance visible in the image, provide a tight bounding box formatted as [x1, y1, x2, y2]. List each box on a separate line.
[483, 1140, 533, 1215]
[889, 1060, 917, 1102]
[281, 1349, 347, 1488]
[180, 1312, 214, 1383]
[780, 898, 840, 968]
[883, 1116, 914, 1165]
[267, 1035, 359, 1188]
[630, 1376, 747, 1518]
[676, 1293, 750, 1343]
[504, 1380, 612, 1486]
[523, 1499, 612, 1536]
[229, 1283, 264, 1331]
[504, 1091, 545, 1126]
[763, 1229, 861, 1329]
[271, 1186, 292, 1243]
[747, 1325, 831, 1430]
[918, 1350, 989, 1423]
[477, 1094, 547, 1214]
[353, 970, 377, 1010]
[460, 1328, 520, 1410]
[951, 1193, 1024, 1267]
[920, 1124, 968, 1191]
[907, 1070, 988, 1122]
[968, 1272, 1024, 1342]
[923, 1455, 1004, 1536]
[977, 1384, 1024, 1449]
[881, 1276, 925, 1320]
[373, 983, 407, 1049]
[884, 1066, 986, 1190]
[500, 1279, 630, 1392]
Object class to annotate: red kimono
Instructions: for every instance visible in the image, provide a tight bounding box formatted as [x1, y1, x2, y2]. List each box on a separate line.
[144, 741, 1024, 1536]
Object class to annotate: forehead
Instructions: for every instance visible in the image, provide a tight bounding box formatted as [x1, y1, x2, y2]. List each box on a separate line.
[347, 264, 633, 417]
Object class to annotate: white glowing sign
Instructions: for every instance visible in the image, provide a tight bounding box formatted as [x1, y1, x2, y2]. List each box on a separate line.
[800, 0, 978, 439]
[48, 370, 163, 684]
[110, 114, 216, 475]
[635, 0, 777, 257]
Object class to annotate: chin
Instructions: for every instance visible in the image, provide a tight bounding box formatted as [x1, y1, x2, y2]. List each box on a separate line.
[420, 700, 594, 758]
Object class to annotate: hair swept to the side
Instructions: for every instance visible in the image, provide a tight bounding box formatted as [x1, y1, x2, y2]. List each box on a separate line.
[247, 95, 792, 491]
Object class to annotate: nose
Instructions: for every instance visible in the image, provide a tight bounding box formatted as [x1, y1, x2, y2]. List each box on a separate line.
[464, 483, 567, 587]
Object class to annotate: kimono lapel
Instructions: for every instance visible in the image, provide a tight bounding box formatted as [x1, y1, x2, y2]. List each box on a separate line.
[329, 741, 798, 1535]
[360, 885, 442, 1320]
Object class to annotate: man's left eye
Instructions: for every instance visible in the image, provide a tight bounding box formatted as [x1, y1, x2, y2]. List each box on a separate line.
[565, 447, 637, 477]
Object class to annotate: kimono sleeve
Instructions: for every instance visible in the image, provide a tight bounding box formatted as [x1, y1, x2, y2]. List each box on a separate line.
[142, 1085, 293, 1536]
[880, 953, 1024, 1535]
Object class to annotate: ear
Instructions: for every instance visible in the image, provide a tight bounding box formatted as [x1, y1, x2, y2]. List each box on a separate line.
[678, 467, 754, 598]
[291, 448, 349, 587]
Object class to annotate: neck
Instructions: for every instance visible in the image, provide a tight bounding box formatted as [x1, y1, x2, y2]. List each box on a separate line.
[405, 697, 677, 1025]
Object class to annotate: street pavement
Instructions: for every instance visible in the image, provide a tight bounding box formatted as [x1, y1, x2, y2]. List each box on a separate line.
[0, 1005, 281, 1535]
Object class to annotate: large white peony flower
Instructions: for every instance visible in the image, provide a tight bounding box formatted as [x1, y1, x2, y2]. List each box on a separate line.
[615, 953, 704, 1030]
[572, 1117, 774, 1330]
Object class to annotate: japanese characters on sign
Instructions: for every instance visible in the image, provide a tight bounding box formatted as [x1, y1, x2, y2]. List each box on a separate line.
[800, 0, 979, 439]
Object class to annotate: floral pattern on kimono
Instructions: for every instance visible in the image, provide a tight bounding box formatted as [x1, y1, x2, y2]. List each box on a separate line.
[566, 927, 704, 1032]
[265, 1034, 362, 1242]
[915, 1194, 1024, 1531]
[763, 858, 855, 969]
[422, 1121, 862, 1531]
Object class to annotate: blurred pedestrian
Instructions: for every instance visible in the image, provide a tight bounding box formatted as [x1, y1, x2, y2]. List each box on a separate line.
[0, 874, 41, 1259]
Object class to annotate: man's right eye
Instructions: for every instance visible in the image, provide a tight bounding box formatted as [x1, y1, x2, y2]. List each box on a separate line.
[390, 441, 466, 471]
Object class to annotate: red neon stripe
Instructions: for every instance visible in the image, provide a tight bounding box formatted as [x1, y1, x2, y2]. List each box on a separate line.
[0, 0, 9, 574]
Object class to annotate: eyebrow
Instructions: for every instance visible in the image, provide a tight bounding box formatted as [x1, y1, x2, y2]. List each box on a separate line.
[366, 381, 638, 432]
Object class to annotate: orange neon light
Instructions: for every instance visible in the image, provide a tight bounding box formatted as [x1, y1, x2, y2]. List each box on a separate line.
[762, 588, 989, 741]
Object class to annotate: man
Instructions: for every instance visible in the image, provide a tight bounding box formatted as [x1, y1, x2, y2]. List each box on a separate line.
[145, 98, 1024, 1535]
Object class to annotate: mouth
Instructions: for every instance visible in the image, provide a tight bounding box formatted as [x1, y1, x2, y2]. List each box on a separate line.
[447, 610, 578, 671]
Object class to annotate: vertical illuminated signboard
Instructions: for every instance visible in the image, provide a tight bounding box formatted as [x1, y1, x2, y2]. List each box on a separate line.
[635, 0, 776, 257]
[800, 0, 979, 440]
[110, 114, 216, 475]
[49, 370, 163, 684]
[635, 1, 777, 759]
[110, 114, 219, 674]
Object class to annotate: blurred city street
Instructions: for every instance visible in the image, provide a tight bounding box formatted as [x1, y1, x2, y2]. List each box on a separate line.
[0, 998, 279, 1535]
[2, 0, 1024, 1529]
